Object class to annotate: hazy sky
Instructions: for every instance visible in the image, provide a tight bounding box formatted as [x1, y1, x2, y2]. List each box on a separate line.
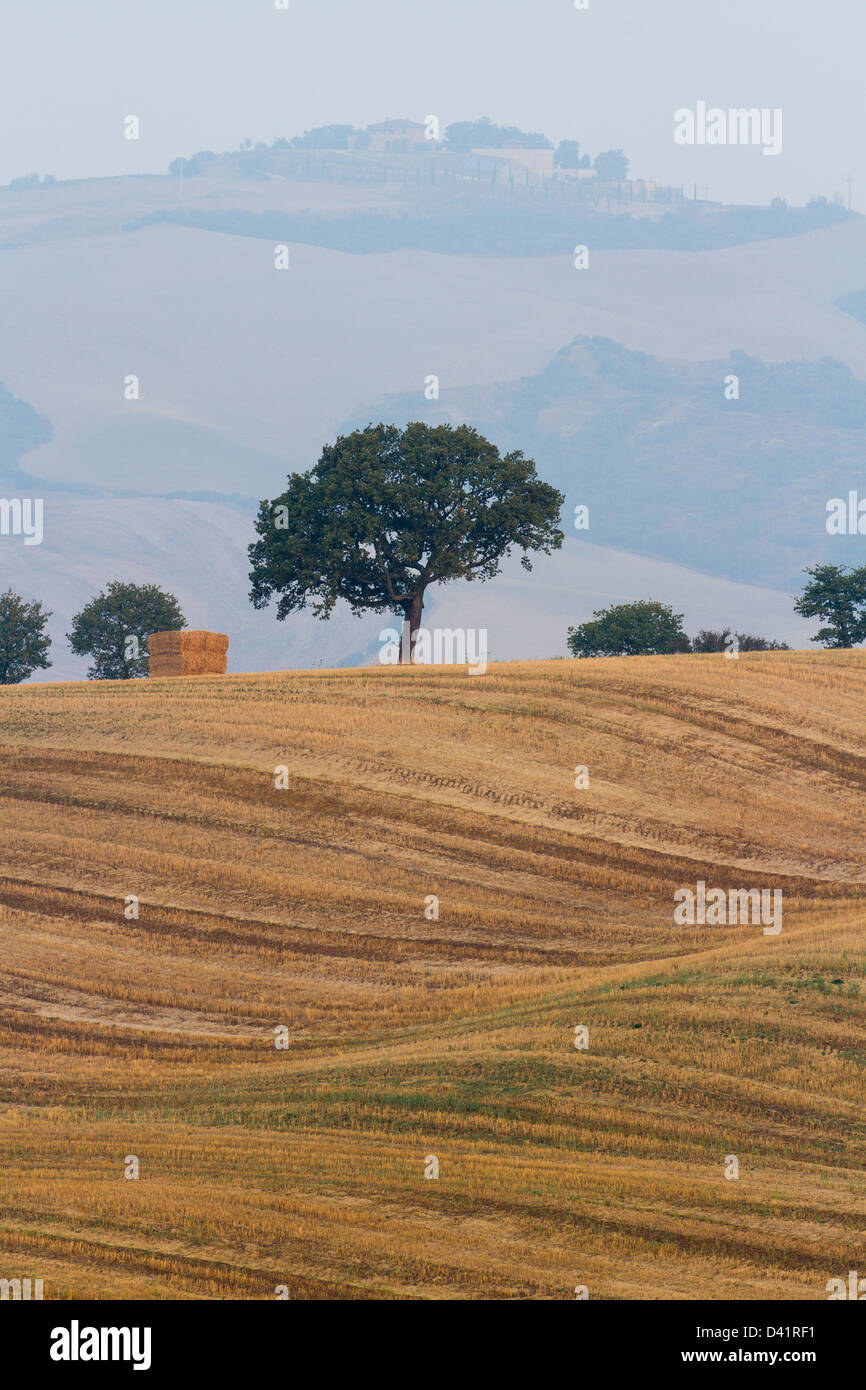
[1, 0, 863, 207]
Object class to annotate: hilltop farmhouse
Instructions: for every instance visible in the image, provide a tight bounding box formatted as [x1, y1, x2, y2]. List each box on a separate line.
[357, 119, 429, 153]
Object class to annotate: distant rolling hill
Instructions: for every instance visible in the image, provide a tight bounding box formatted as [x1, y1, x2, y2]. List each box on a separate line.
[2, 171, 866, 504]
[2, 169, 866, 671]
[356, 334, 866, 589]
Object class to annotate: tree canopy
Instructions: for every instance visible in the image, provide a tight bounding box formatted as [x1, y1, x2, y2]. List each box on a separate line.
[445, 118, 553, 151]
[567, 601, 690, 658]
[0, 588, 52, 684]
[691, 628, 789, 653]
[593, 149, 630, 181]
[793, 564, 866, 648]
[248, 422, 564, 659]
[555, 140, 591, 170]
[67, 581, 186, 680]
[290, 124, 359, 150]
[568, 605, 791, 658]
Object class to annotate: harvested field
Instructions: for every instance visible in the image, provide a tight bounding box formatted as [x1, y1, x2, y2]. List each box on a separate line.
[0, 651, 864, 1298]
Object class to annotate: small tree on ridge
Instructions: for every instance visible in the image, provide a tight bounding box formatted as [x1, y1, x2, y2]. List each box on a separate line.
[0, 589, 52, 684]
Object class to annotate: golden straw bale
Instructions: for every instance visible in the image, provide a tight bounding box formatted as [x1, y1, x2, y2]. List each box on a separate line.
[148, 630, 229, 677]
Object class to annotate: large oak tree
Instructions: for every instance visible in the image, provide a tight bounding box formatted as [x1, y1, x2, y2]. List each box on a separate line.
[248, 422, 564, 659]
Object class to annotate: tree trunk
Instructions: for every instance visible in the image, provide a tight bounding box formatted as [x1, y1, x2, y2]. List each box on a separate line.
[400, 591, 425, 665]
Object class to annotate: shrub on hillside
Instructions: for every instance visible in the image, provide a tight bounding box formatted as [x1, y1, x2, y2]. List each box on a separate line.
[567, 601, 690, 657]
[691, 628, 789, 653]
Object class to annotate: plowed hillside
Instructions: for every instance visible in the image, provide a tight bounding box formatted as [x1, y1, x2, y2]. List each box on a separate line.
[1, 652, 864, 1299]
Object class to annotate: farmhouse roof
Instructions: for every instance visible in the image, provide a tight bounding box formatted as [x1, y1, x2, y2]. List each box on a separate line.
[367, 118, 426, 133]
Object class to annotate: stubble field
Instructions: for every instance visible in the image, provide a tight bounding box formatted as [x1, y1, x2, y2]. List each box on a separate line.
[0, 651, 864, 1299]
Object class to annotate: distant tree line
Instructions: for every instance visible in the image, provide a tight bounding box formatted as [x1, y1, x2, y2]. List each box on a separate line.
[158, 122, 864, 211]
[443, 118, 554, 151]
[163, 119, 631, 182]
[0, 582, 185, 684]
[134, 196, 851, 260]
[566, 602, 790, 658]
[3, 556, 866, 686]
[3, 438, 866, 684]
[5, 172, 56, 191]
[566, 567, 866, 657]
